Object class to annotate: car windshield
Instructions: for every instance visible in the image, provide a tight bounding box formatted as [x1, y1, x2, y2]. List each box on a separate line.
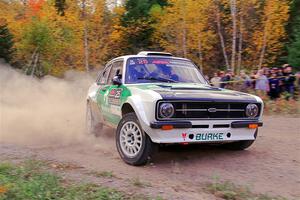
[125, 57, 207, 84]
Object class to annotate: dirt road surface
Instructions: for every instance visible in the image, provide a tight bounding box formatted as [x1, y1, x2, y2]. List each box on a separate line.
[1, 116, 300, 200]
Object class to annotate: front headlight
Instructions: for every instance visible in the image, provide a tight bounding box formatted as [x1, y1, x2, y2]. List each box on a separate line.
[160, 103, 174, 118]
[245, 104, 259, 118]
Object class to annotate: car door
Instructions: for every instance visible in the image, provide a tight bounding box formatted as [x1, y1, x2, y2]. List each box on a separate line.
[97, 60, 124, 125]
[96, 63, 112, 120]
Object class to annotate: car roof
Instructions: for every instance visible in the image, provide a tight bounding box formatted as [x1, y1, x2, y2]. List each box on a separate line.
[108, 52, 190, 64]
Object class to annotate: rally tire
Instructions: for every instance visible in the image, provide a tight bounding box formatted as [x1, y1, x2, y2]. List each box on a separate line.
[221, 130, 258, 150]
[86, 102, 103, 137]
[116, 113, 156, 166]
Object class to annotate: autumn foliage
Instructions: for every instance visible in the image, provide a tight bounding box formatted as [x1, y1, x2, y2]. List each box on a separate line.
[0, 0, 297, 77]
[27, 0, 45, 17]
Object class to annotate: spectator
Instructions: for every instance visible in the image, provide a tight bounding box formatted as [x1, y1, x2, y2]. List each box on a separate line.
[220, 70, 232, 88]
[277, 66, 284, 77]
[296, 72, 300, 95]
[283, 65, 296, 98]
[210, 72, 221, 87]
[250, 70, 257, 89]
[268, 69, 280, 100]
[238, 70, 251, 92]
[263, 67, 271, 78]
[204, 75, 210, 82]
[255, 69, 269, 97]
[277, 66, 285, 94]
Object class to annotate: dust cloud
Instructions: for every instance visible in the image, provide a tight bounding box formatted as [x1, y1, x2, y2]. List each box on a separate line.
[0, 61, 98, 146]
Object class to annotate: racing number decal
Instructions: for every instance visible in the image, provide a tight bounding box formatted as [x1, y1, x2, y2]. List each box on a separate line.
[108, 88, 123, 106]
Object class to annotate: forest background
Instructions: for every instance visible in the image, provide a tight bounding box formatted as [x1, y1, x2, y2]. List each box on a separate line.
[0, 0, 299, 77]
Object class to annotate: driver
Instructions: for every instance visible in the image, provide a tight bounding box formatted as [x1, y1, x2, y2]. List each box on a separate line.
[150, 64, 179, 81]
[128, 64, 147, 83]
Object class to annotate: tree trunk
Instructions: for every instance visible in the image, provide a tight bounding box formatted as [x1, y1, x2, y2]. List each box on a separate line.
[26, 47, 38, 75]
[31, 52, 39, 77]
[181, 1, 187, 58]
[230, 0, 237, 73]
[82, 0, 89, 72]
[84, 24, 89, 72]
[258, 28, 267, 69]
[182, 28, 187, 58]
[237, 14, 243, 73]
[175, 31, 181, 56]
[216, 10, 230, 69]
[198, 35, 203, 71]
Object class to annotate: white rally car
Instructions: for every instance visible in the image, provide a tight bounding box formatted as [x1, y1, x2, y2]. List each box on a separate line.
[86, 51, 263, 166]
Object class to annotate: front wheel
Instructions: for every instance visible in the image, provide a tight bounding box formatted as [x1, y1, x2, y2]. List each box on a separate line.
[116, 113, 156, 166]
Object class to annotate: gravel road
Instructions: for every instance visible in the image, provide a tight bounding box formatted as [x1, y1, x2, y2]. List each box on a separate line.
[1, 116, 299, 200]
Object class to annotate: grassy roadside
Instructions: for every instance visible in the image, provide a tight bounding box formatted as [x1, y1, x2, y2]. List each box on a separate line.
[206, 177, 288, 200]
[0, 160, 160, 200]
[263, 97, 300, 116]
[0, 160, 291, 200]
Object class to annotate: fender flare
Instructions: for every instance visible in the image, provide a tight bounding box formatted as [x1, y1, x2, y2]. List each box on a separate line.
[123, 96, 151, 127]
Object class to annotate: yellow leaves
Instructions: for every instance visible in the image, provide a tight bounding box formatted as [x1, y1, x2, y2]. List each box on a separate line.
[153, 0, 290, 71]
[154, 0, 215, 64]
[2, 0, 291, 75]
[0, 185, 8, 194]
[110, 29, 123, 41]
[259, 0, 289, 65]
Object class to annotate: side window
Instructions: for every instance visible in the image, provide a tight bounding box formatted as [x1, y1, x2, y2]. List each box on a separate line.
[95, 70, 103, 83]
[107, 60, 124, 85]
[98, 64, 112, 85]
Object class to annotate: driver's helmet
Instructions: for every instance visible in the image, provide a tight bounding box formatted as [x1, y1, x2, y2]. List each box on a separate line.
[156, 64, 171, 75]
[135, 64, 147, 77]
[128, 64, 147, 82]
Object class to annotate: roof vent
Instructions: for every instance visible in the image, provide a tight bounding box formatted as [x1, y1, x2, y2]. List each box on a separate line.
[137, 51, 173, 57]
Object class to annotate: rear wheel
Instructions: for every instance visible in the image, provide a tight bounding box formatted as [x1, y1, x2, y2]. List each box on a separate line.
[116, 113, 156, 166]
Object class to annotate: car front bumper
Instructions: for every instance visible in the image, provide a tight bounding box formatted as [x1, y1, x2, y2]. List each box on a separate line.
[144, 120, 262, 144]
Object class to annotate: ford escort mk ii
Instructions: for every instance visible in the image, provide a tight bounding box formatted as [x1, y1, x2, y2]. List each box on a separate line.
[86, 51, 263, 166]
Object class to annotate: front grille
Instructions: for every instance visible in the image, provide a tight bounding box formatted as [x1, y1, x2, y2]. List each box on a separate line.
[156, 101, 261, 120]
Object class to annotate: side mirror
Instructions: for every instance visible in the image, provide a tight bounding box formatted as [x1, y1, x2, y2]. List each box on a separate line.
[112, 76, 122, 86]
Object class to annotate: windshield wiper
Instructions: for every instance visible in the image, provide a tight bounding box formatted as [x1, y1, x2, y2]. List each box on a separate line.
[138, 76, 178, 83]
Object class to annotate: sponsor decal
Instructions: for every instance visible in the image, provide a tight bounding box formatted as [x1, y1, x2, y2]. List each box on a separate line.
[129, 60, 136, 65]
[152, 60, 170, 64]
[169, 60, 194, 67]
[137, 58, 148, 64]
[182, 133, 187, 141]
[108, 88, 123, 105]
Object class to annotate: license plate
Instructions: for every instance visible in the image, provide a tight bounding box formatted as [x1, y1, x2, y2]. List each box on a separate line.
[195, 133, 224, 141]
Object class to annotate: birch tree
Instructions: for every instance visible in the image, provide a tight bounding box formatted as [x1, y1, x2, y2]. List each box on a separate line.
[80, 0, 90, 72]
[230, 0, 237, 72]
[215, 5, 230, 70]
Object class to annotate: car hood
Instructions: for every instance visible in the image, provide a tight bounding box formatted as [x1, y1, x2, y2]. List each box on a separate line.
[126, 83, 259, 103]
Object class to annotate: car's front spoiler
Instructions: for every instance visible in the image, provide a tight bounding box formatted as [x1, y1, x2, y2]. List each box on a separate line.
[150, 120, 263, 129]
